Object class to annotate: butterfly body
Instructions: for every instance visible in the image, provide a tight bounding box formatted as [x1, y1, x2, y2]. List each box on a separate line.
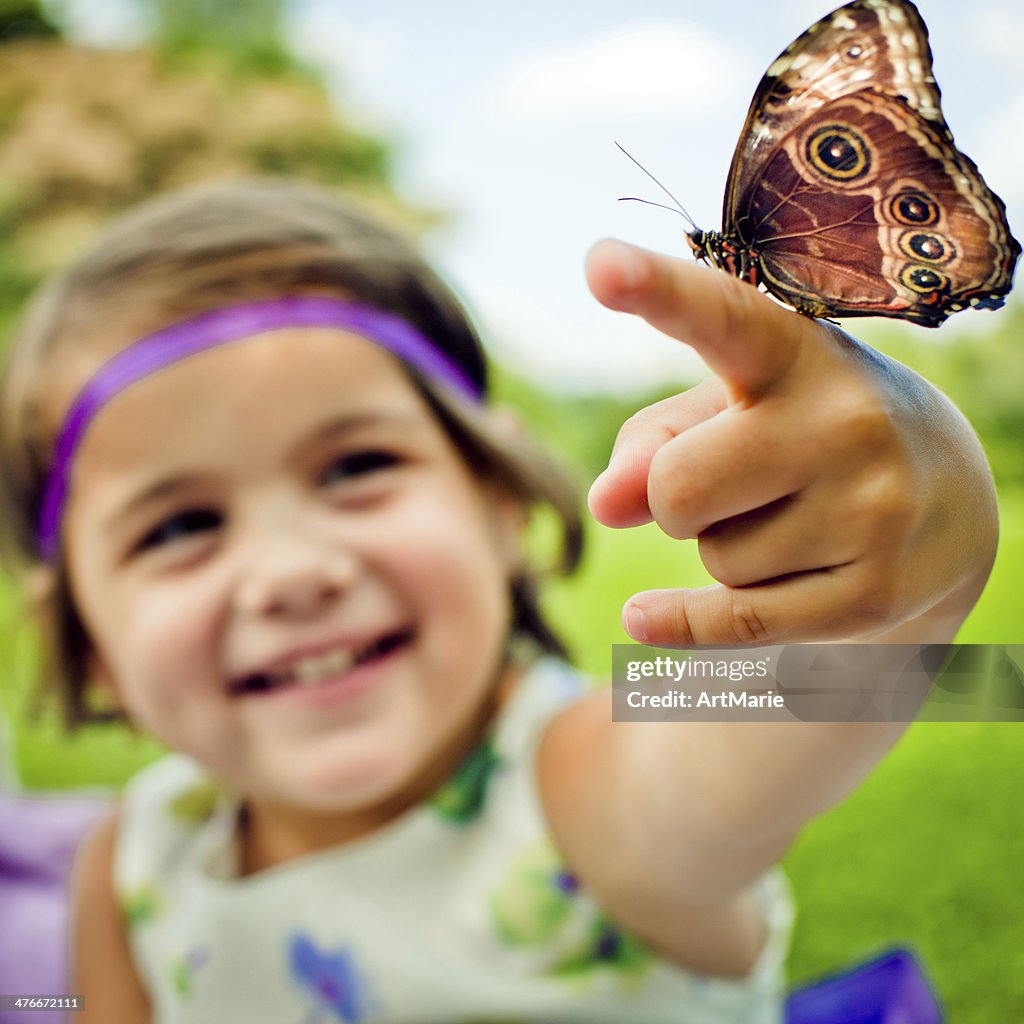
[687, 0, 1020, 327]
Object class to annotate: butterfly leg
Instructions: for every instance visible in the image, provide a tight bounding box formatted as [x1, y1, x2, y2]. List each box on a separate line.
[720, 239, 761, 287]
[691, 232, 766, 291]
[739, 250, 760, 287]
[793, 299, 833, 320]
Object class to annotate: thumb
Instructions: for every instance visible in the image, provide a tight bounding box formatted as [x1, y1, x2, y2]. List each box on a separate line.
[623, 570, 868, 647]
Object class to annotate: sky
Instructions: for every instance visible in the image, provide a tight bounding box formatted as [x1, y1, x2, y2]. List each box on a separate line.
[55, 0, 1024, 394]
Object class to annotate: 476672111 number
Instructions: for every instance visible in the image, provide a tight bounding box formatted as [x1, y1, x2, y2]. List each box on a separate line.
[0, 996, 83, 1011]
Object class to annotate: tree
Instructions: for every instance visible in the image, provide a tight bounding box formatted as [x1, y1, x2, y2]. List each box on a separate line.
[0, 2, 422, 332]
[0, 0, 59, 43]
[147, 0, 283, 51]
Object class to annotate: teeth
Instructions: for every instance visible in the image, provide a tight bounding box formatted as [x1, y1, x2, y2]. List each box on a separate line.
[287, 647, 356, 687]
[238, 634, 402, 696]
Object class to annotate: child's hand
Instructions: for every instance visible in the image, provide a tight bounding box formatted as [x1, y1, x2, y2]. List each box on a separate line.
[586, 240, 998, 646]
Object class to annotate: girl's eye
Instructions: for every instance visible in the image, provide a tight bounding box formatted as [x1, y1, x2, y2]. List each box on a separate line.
[321, 450, 400, 485]
[136, 509, 222, 552]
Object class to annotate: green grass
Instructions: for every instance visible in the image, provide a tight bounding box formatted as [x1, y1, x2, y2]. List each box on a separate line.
[955, 488, 1024, 645]
[2, 488, 1023, 1017]
[785, 722, 1024, 1018]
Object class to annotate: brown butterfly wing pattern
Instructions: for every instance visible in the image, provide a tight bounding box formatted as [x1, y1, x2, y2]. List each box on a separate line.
[723, 0, 944, 216]
[695, 0, 1021, 326]
[738, 90, 1019, 325]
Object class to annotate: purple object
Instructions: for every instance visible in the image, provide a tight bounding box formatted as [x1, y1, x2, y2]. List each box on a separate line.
[786, 947, 943, 1024]
[36, 296, 483, 560]
[0, 791, 107, 1024]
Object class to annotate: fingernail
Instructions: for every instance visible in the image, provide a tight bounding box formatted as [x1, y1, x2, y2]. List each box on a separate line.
[625, 604, 648, 643]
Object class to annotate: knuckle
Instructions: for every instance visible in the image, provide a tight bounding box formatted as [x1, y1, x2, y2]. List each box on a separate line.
[844, 565, 904, 634]
[612, 410, 648, 451]
[726, 590, 773, 644]
[667, 602, 696, 645]
[697, 534, 748, 587]
[622, 391, 688, 434]
[717, 273, 759, 345]
[648, 446, 701, 538]
[859, 466, 918, 546]
[620, 407, 652, 434]
[645, 597, 696, 646]
[828, 392, 896, 453]
[611, 404, 673, 461]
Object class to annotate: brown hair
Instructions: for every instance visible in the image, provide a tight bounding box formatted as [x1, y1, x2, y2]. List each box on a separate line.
[0, 178, 583, 727]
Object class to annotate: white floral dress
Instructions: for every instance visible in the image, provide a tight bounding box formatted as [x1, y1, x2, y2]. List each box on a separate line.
[114, 658, 792, 1023]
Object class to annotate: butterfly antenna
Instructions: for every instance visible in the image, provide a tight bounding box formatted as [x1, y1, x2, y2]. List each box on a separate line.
[619, 198, 691, 218]
[614, 141, 696, 230]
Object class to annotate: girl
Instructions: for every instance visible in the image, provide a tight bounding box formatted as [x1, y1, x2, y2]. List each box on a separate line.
[0, 178, 997, 1022]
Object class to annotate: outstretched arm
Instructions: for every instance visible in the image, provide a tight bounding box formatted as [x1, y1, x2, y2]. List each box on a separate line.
[538, 241, 997, 975]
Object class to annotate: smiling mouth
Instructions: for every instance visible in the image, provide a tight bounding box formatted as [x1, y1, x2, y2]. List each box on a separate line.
[231, 629, 413, 696]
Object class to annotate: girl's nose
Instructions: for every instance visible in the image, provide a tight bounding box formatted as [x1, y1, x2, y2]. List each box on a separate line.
[234, 530, 359, 620]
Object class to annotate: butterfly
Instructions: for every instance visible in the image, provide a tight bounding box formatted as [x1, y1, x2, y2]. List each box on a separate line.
[649, 0, 1021, 326]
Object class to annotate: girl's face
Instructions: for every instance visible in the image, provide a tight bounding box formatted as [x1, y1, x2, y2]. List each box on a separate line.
[62, 328, 521, 825]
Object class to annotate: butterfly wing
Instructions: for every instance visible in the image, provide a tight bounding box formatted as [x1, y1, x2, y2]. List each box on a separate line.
[724, 0, 943, 219]
[734, 90, 1020, 325]
[721, 0, 1019, 325]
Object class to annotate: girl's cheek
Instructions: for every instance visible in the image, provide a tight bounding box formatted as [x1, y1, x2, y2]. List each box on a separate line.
[117, 620, 220, 745]
[122, 590, 216, 688]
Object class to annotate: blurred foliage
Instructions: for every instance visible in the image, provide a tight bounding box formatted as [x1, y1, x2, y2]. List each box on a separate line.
[146, 0, 283, 52]
[491, 363, 680, 484]
[0, 0, 59, 43]
[0, 0, 431, 338]
[144, 0, 320, 82]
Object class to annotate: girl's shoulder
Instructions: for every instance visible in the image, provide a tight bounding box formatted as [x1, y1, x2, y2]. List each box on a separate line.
[120, 753, 229, 834]
[71, 807, 153, 1022]
[492, 656, 594, 753]
[114, 753, 236, 898]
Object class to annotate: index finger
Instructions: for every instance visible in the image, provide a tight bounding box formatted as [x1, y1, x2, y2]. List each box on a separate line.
[585, 239, 818, 400]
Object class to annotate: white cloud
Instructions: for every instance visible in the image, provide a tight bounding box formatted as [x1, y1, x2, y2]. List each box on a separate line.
[975, 90, 1024, 230]
[496, 22, 744, 121]
[468, 279, 708, 396]
[966, 2, 1024, 59]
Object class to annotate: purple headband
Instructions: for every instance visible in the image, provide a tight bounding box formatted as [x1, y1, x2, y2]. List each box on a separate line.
[37, 295, 483, 561]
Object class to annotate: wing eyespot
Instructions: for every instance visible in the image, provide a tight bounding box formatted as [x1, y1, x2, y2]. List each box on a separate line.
[840, 38, 869, 62]
[899, 231, 955, 265]
[888, 191, 940, 226]
[805, 124, 872, 181]
[900, 265, 948, 294]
